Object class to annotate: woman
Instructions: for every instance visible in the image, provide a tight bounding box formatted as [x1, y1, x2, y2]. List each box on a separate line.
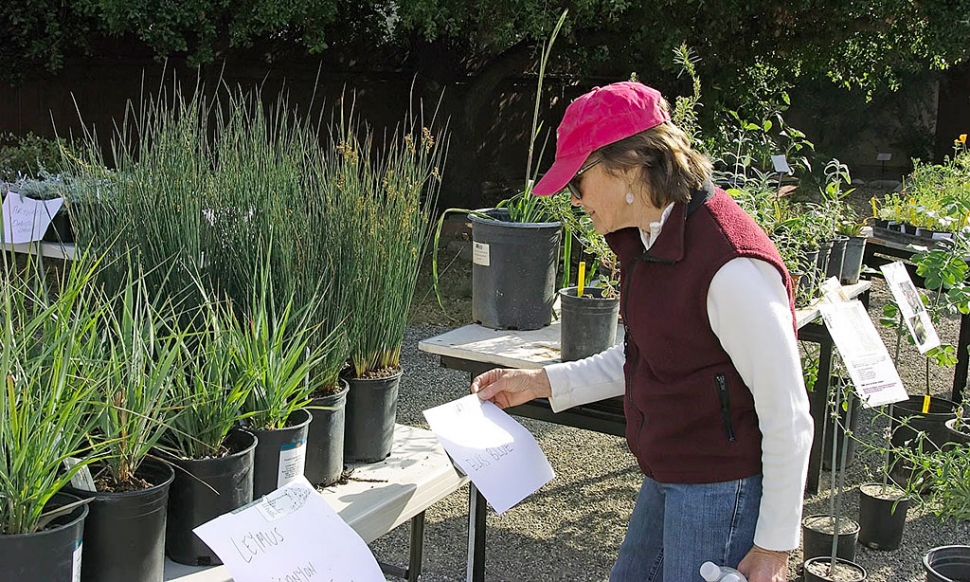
[470, 81, 812, 582]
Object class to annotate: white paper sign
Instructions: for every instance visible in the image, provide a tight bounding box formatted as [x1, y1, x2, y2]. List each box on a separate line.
[423, 394, 554, 514]
[1, 192, 64, 244]
[880, 261, 941, 354]
[876, 153, 892, 162]
[819, 300, 908, 408]
[193, 477, 384, 582]
[770, 155, 791, 174]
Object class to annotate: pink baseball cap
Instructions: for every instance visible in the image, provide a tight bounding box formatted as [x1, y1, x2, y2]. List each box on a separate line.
[532, 81, 670, 196]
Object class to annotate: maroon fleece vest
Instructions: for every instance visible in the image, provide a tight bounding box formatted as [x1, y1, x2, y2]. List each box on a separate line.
[606, 182, 794, 483]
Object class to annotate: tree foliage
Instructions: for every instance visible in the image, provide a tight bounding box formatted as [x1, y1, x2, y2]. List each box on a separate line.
[3, 0, 969, 92]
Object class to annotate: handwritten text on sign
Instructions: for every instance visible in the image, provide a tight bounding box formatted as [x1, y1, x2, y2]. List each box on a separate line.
[2, 192, 64, 244]
[194, 476, 383, 582]
[423, 394, 554, 514]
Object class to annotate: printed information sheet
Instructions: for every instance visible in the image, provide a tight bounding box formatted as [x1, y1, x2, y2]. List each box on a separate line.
[880, 261, 941, 354]
[424, 394, 554, 514]
[819, 300, 908, 408]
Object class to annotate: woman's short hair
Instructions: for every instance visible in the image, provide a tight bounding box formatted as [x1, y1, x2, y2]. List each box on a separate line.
[596, 106, 712, 207]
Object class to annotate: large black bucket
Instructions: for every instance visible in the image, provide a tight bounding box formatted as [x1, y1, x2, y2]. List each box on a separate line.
[162, 430, 257, 566]
[0, 493, 88, 582]
[470, 209, 561, 330]
[345, 370, 402, 463]
[71, 458, 175, 582]
[923, 545, 970, 582]
[249, 409, 312, 498]
[305, 380, 349, 486]
[558, 287, 620, 362]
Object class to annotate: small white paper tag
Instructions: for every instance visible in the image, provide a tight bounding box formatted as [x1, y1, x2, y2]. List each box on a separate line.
[473, 242, 490, 266]
[64, 458, 96, 492]
[72, 540, 83, 582]
[876, 153, 892, 162]
[277, 440, 306, 488]
[770, 155, 791, 174]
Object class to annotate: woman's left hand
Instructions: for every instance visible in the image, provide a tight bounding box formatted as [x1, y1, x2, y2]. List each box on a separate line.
[737, 545, 788, 582]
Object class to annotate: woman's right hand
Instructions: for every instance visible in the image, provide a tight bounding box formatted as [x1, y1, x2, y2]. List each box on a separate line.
[470, 368, 552, 409]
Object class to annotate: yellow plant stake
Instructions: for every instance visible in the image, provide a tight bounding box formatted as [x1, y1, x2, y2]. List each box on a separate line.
[923, 394, 932, 414]
[577, 262, 586, 297]
[870, 197, 878, 218]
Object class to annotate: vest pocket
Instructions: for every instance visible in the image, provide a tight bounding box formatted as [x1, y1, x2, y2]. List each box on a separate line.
[715, 374, 736, 442]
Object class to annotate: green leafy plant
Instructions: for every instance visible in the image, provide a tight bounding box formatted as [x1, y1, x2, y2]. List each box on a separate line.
[157, 288, 257, 460]
[0, 249, 108, 534]
[82, 260, 189, 488]
[238, 254, 343, 430]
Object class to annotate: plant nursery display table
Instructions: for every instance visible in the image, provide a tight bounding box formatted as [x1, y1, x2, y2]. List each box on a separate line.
[862, 235, 969, 403]
[418, 280, 872, 499]
[162, 424, 469, 582]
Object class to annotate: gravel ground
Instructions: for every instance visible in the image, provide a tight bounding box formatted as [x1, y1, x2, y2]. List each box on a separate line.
[367, 274, 969, 581]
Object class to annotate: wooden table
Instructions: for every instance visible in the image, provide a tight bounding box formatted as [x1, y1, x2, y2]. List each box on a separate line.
[163, 424, 468, 582]
[419, 280, 872, 498]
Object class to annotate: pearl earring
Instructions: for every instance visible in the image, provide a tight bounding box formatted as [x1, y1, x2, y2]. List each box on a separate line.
[625, 192, 635, 205]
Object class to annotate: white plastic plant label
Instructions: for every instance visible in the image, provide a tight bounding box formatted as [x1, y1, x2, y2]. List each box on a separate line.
[277, 439, 306, 488]
[473, 242, 490, 266]
[72, 540, 82, 582]
[64, 457, 96, 492]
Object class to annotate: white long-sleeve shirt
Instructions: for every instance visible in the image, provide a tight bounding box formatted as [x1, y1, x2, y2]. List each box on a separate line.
[543, 209, 813, 552]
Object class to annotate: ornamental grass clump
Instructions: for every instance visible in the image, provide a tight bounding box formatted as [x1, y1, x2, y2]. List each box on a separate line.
[0, 249, 108, 534]
[327, 107, 448, 378]
[80, 260, 189, 489]
[157, 286, 256, 460]
[238, 254, 345, 430]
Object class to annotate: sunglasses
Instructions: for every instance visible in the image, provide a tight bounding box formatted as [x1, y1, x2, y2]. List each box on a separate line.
[566, 159, 601, 200]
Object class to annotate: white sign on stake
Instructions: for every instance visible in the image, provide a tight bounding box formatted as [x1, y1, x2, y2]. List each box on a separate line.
[876, 153, 892, 162]
[2, 192, 64, 244]
[193, 476, 384, 582]
[423, 394, 554, 514]
[881, 261, 941, 354]
[770, 154, 792, 175]
[819, 300, 908, 408]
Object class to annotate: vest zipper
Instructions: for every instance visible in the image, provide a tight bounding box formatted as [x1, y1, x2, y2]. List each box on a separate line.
[715, 373, 736, 442]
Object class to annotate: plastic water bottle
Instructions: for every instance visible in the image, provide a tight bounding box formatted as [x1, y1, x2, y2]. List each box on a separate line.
[699, 561, 747, 582]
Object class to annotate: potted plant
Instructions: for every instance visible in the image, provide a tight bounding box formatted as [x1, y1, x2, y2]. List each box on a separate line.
[802, 382, 867, 581]
[237, 259, 341, 497]
[69, 263, 187, 582]
[329, 107, 447, 463]
[541, 194, 621, 361]
[155, 287, 259, 567]
[856, 422, 912, 551]
[432, 10, 568, 331]
[0, 249, 105, 581]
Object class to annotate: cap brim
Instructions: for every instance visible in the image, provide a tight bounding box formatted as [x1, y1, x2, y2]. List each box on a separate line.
[531, 152, 588, 196]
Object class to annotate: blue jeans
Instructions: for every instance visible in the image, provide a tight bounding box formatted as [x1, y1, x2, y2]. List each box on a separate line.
[610, 474, 762, 582]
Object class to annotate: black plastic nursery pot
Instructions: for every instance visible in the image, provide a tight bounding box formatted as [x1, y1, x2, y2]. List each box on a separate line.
[558, 286, 620, 362]
[803, 556, 868, 582]
[162, 429, 257, 566]
[923, 545, 970, 582]
[250, 408, 312, 499]
[0, 493, 88, 582]
[840, 236, 867, 285]
[815, 239, 834, 282]
[944, 418, 970, 448]
[857, 482, 910, 551]
[825, 235, 848, 281]
[890, 395, 958, 488]
[345, 369, 402, 463]
[305, 380, 349, 486]
[470, 209, 562, 331]
[801, 515, 859, 563]
[69, 457, 175, 582]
